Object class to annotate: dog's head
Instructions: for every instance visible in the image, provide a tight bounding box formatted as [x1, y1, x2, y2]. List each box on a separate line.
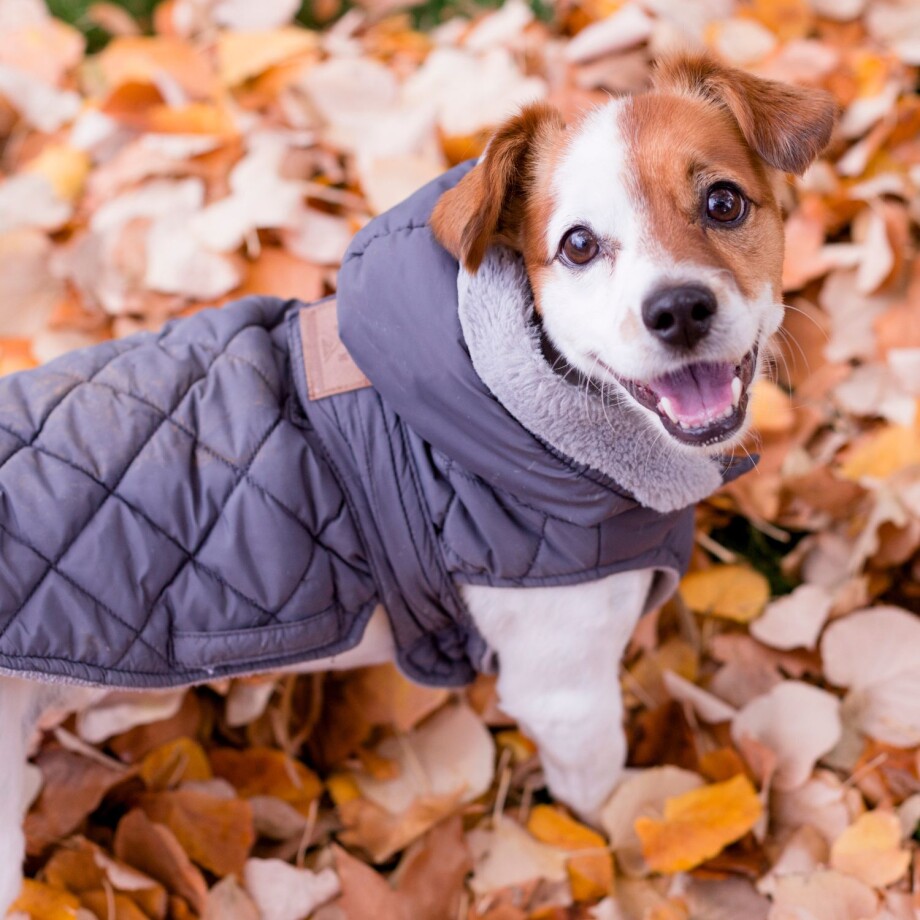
[431, 54, 836, 451]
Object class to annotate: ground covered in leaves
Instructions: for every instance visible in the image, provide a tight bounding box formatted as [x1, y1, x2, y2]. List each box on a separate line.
[2, 0, 920, 917]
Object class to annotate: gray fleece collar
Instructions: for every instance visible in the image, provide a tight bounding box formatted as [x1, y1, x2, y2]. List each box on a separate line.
[457, 247, 727, 514]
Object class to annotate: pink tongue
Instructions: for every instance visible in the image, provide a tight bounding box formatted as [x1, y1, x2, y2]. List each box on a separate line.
[650, 362, 735, 423]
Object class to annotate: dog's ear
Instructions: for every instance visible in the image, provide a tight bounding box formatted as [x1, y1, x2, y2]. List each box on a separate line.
[431, 102, 564, 273]
[653, 54, 837, 175]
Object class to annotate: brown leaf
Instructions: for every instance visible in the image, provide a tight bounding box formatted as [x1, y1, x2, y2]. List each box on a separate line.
[24, 748, 134, 854]
[113, 809, 208, 914]
[138, 788, 255, 876]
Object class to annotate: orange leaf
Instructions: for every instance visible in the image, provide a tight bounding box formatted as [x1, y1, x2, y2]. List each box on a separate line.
[139, 737, 213, 791]
[10, 880, 81, 920]
[138, 789, 255, 877]
[634, 774, 763, 874]
[210, 747, 322, 815]
[217, 29, 320, 87]
[680, 565, 770, 623]
[93, 36, 217, 99]
[527, 805, 606, 850]
[527, 806, 613, 902]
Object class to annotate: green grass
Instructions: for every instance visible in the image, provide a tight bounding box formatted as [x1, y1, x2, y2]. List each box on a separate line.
[49, 0, 552, 49]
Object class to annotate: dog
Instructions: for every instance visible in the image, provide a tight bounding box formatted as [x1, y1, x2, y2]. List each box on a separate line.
[0, 53, 835, 911]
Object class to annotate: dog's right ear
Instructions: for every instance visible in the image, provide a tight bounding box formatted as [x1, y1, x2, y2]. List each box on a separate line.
[431, 102, 564, 273]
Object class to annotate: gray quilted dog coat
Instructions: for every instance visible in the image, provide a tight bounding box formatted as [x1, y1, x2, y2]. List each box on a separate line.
[0, 163, 753, 689]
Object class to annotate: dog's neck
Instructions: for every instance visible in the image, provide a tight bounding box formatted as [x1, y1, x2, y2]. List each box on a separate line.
[457, 247, 728, 513]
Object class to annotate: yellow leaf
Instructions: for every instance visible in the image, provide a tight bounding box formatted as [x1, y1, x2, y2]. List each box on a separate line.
[567, 853, 614, 902]
[10, 880, 81, 920]
[830, 811, 911, 888]
[838, 422, 920, 481]
[217, 29, 319, 87]
[327, 772, 362, 806]
[140, 737, 212, 791]
[634, 774, 763, 874]
[495, 729, 537, 764]
[527, 805, 614, 901]
[750, 379, 795, 434]
[527, 805, 606, 850]
[24, 145, 90, 201]
[680, 565, 770, 623]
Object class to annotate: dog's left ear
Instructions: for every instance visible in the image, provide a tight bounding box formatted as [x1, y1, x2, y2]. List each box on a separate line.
[653, 54, 837, 175]
[431, 102, 564, 273]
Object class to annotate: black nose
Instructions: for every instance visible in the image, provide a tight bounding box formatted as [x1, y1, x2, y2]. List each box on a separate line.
[641, 285, 717, 350]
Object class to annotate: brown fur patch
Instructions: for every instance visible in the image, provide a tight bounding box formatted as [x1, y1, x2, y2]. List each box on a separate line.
[430, 103, 565, 274]
[653, 54, 837, 176]
[620, 93, 785, 300]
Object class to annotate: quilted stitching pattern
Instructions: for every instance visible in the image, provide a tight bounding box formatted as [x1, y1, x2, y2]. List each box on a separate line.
[0, 297, 376, 685]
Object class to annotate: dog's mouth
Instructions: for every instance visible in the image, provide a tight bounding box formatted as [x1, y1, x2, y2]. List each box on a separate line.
[606, 350, 758, 447]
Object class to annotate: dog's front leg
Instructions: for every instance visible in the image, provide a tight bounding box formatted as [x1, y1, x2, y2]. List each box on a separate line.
[462, 569, 652, 822]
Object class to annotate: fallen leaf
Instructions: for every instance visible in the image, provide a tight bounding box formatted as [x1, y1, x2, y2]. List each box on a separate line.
[138, 788, 255, 876]
[680, 565, 771, 622]
[731, 681, 842, 790]
[468, 818, 569, 896]
[354, 702, 494, 814]
[768, 869, 878, 919]
[217, 28, 318, 86]
[749, 379, 796, 434]
[822, 606, 920, 746]
[210, 747, 322, 814]
[600, 767, 705, 876]
[243, 859, 340, 920]
[749, 584, 834, 650]
[77, 689, 188, 745]
[113, 809, 208, 914]
[634, 774, 763, 874]
[202, 876, 260, 920]
[527, 805, 614, 900]
[830, 811, 911, 888]
[139, 737, 212, 791]
[9, 880, 81, 920]
[24, 749, 133, 855]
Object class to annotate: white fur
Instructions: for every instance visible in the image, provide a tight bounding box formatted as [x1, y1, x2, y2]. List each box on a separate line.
[462, 571, 651, 819]
[539, 101, 784, 446]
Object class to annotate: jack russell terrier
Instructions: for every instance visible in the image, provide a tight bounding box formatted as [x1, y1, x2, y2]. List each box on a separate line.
[0, 53, 835, 910]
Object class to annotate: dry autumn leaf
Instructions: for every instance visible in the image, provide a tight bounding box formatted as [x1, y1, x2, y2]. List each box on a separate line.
[680, 565, 771, 622]
[634, 774, 763, 874]
[829, 811, 911, 888]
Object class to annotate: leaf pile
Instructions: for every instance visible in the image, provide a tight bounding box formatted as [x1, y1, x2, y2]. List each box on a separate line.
[3, 0, 920, 917]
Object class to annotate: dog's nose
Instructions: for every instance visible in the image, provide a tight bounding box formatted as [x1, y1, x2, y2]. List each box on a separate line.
[641, 285, 717, 350]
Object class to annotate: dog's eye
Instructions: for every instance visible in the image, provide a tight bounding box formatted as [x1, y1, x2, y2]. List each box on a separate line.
[560, 227, 600, 266]
[705, 183, 747, 225]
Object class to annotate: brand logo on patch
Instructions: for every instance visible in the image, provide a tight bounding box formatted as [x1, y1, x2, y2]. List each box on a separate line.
[300, 299, 371, 400]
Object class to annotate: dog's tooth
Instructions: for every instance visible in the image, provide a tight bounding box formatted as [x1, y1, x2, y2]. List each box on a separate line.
[658, 397, 679, 425]
[731, 376, 743, 408]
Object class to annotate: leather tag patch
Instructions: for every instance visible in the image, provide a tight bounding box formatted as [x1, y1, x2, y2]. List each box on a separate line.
[300, 299, 371, 400]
